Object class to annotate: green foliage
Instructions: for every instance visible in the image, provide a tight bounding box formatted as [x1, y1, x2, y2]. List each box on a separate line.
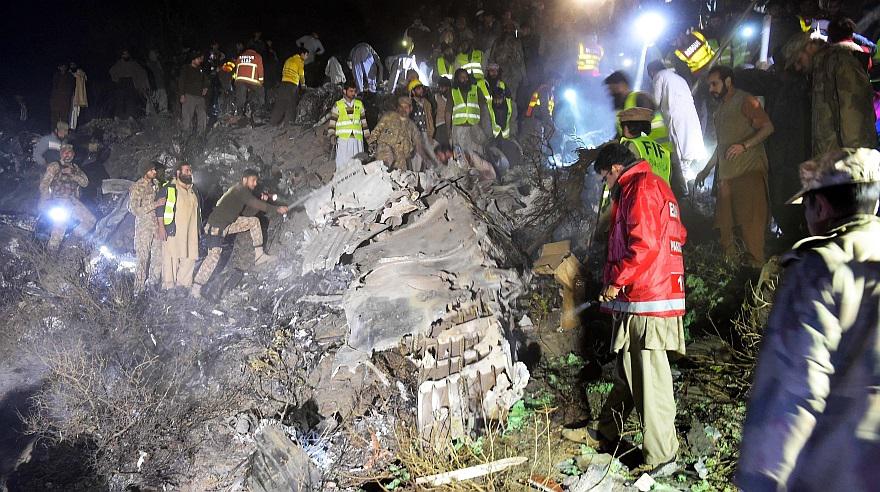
[586, 381, 614, 395]
[506, 400, 528, 432]
[560, 458, 581, 476]
[385, 464, 411, 490]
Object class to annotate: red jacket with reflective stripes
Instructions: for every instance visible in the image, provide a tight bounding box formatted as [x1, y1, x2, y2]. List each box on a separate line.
[602, 160, 687, 317]
[234, 49, 264, 86]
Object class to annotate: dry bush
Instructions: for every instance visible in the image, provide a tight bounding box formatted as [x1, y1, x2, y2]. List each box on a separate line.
[16, 242, 242, 488]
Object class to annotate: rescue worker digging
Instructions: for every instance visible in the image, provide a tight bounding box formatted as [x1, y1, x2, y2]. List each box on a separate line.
[129, 161, 165, 293]
[565, 143, 687, 477]
[191, 169, 288, 299]
[39, 143, 95, 251]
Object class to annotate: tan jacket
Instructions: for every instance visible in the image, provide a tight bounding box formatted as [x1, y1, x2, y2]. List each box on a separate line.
[737, 215, 880, 491]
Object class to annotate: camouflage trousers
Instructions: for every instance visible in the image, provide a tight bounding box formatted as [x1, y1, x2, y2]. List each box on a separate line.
[47, 198, 96, 251]
[134, 222, 162, 291]
[193, 216, 263, 287]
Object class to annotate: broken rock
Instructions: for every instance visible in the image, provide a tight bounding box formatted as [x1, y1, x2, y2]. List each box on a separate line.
[248, 426, 322, 492]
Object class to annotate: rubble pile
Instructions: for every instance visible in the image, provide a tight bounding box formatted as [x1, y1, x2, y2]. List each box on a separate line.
[299, 157, 531, 442]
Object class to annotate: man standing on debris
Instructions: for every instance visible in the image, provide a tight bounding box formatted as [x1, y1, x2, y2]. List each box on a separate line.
[233, 46, 265, 115]
[696, 66, 773, 267]
[567, 142, 686, 476]
[109, 49, 149, 120]
[328, 80, 370, 169]
[179, 51, 209, 135]
[145, 50, 168, 115]
[270, 47, 308, 126]
[191, 169, 288, 299]
[451, 68, 485, 154]
[409, 79, 435, 140]
[39, 144, 95, 251]
[129, 161, 165, 293]
[50, 63, 74, 127]
[33, 121, 69, 167]
[156, 162, 200, 291]
[368, 96, 423, 171]
[736, 148, 880, 491]
[350, 42, 383, 93]
[434, 78, 453, 146]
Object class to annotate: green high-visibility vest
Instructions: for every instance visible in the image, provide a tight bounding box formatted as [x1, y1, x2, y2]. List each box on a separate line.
[488, 98, 512, 138]
[456, 50, 484, 79]
[451, 85, 480, 126]
[477, 79, 506, 100]
[617, 92, 671, 152]
[436, 57, 454, 80]
[335, 99, 365, 141]
[620, 135, 671, 183]
[163, 185, 177, 225]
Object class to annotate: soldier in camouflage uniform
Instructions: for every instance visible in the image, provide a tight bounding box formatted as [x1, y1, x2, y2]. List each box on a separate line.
[488, 23, 527, 102]
[38, 143, 95, 251]
[789, 34, 878, 155]
[737, 148, 880, 491]
[128, 161, 165, 292]
[367, 96, 423, 171]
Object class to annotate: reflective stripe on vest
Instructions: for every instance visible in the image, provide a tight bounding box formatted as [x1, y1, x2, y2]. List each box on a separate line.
[456, 51, 484, 79]
[234, 62, 262, 85]
[617, 92, 670, 151]
[577, 43, 603, 72]
[674, 31, 715, 73]
[526, 89, 555, 118]
[163, 185, 177, 225]
[451, 86, 480, 125]
[437, 57, 454, 79]
[477, 79, 506, 100]
[488, 97, 513, 138]
[600, 297, 685, 314]
[620, 136, 671, 183]
[335, 99, 365, 141]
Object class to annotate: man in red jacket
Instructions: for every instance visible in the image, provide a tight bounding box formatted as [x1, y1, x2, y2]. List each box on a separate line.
[234, 46, 265, 115]
[568, 143, 687, 475]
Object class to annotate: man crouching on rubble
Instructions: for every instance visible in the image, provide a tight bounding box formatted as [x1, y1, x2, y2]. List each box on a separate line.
[39, 143, 96, 251]
[565, 143, 687, 476]
[190, 169, 288, 299]
[736, 148, 880, 491]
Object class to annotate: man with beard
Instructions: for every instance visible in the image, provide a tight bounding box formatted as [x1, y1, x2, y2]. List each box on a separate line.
[129, 161, 165, 293]
[39, 144, 95, 251]
[156, 162, 201, 292]
[450, 68, 486, 154]
[696, 66, 774, 267]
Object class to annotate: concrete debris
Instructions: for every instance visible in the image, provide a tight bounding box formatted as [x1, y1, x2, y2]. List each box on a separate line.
[633, 473, 656, 492]
[248, 426, 322, 492]
[562, 463, 628, 492]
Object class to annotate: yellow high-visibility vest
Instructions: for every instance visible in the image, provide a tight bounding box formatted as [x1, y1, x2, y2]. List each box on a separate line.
[456, 50, 484, 80]
[335, 99, 365, 141]
[488, 97, 513, 138]
[436, 57, 454, 80]
[674, 30, 715, 73]
[577, 42, 604, 73]
[451, 85, 480, 125]
[617, 92, 670, 152]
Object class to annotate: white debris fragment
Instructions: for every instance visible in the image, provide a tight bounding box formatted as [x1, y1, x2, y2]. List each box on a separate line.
[190, 311, 205, 320]
[396, 381, 409, 402]
[633, 473, 656, 491]
[518, 314, 534, 328]
[695, 457, 709, 479]
[211, 309, 225, 316]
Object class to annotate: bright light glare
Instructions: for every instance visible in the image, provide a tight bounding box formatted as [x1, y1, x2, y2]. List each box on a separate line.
[48, 206, 70, 223]
[622, 58, 634, 67]
[635, 12, 666, 45]
[563, 88, 577, 104]
[740, 25, 755, 39]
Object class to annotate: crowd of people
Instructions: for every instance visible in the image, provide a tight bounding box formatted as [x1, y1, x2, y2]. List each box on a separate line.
[27, 2, 880, 489]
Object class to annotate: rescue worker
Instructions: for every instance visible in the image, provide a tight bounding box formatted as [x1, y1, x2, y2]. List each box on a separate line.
[619, 107, 671, 183]
[522, 73, 558, 151]
[33, 121, 69, 167]
[647, 60, 705, 173]
[39, 144, 95, 251]
[696, 66, 774, 267]
[109, 49, 149, 120]
[565, 143, 686, 476]
[328, 80, 370, 169]
[577, 34, 604, 77]
[270, 47, 308, 126]
[489, 23, 527, 101]
[128, 161, 164, 293]
[603, 71, 670, 151]
[434, 44, 456, 84]
[477, 63, 507, 101]
[450, 68, 485, 154]
[156, 162, 200, 292]
[350, 43, 383, 93]
[456, 41, 485, 80]
[789, 34, 877, 155]
[368, 96, 423, 171]
[488, 85, 514, 144]
[434, 78, 453, 146]
[178, 51, 209, 135]
[409, 79, 434, 140]
[233, 46, 265, 115]
[674, 30, 715, 75]
[191, 169, 289, 299]
[736, 148, 880, 491]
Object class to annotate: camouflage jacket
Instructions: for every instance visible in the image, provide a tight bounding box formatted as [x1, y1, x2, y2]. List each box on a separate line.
[737, 215, 880, 491]
[128, 176, 159, 229]
[812, 45, 878, 156]
[368, 112, 420, 170]
[39, 161, 88, 200]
